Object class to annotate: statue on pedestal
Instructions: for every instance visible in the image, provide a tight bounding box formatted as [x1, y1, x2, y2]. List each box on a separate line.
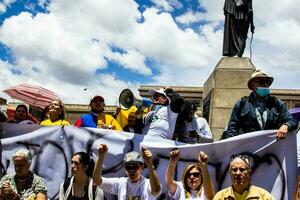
[222, 0, 255, 57]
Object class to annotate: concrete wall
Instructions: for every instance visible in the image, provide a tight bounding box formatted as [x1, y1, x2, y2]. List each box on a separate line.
[203, 57, 255, 140]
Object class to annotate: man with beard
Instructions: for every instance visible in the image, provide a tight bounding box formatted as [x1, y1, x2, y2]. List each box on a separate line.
[75, 95, 122, 131]
[213, 154, 274, 200]
[93, 144, 162, 200]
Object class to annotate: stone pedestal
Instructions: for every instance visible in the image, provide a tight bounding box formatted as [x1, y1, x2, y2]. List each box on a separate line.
[203, 57, 255, 140]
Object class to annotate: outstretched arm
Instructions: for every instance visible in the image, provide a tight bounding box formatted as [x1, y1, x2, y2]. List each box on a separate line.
[165, 150, 180, 195]
[198, 151, 214, 200]
[141, 147, 161, 195]
[93, 144, 108, 186]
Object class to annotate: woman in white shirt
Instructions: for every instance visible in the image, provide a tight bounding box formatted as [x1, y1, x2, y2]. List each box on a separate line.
[165, 150, 214, 200]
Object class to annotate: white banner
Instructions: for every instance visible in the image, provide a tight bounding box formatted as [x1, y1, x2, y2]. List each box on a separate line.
[0, 123, 298, 200]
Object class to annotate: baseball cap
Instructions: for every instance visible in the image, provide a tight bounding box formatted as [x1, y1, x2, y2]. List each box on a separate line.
[91, 95, 104, 103]
[149, 88, 166, 97]
[123, 151, 144, 165]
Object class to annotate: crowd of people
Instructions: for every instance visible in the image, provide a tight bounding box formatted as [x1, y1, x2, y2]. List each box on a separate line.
[0, 69, 298, 199]
[0, 147, 276, 200]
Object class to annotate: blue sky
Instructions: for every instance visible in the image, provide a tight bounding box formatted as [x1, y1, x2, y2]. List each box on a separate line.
[0, 0, 299, 104]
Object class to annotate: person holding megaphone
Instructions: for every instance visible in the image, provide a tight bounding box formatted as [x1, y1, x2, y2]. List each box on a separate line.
[142, 87, 184, 139]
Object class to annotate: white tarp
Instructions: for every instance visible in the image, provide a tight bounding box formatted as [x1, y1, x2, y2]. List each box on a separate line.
[0, 123, 298, 200]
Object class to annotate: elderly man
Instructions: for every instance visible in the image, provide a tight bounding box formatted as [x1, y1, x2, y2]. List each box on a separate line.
[142, 87, 184, 139]
[75, 95, 122, 131]
[222, 69, 297, 140]
[213, 154, 275, 200]
[93, 144, 161, 200]
[0, 149, 47, 200]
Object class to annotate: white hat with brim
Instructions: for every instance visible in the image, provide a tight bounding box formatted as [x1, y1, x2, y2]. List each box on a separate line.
[247, 70, 273, 90]
[149, 88, 166, 97]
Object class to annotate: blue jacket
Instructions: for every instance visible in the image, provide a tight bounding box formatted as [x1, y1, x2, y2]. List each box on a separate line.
[223, 92, 297, 139]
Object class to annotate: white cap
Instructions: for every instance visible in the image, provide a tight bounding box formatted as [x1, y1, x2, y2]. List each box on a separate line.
[149, 88, 166, 97]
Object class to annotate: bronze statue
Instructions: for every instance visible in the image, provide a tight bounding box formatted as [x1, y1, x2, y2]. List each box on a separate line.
[222, 0, 255, 57]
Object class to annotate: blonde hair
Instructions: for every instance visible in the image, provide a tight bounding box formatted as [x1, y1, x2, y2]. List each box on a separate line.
[181, 163, 203, 198]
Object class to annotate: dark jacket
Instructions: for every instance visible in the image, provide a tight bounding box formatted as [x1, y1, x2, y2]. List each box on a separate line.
[222, 92, 297, 139]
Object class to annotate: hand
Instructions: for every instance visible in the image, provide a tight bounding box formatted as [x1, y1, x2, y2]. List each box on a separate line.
[141, 146, 153, 167]
[276, 124, 289, 140]
[1, 182, 19, 199]
[97, 122, 110, 129]
[198, 151, 208, 167]
[189, 131, 199, 139]
[97, 144, 108, 156]
[169, 149, 180, 162]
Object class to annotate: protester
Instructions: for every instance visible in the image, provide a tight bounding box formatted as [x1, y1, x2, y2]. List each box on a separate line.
[142, 87, 184, 139]
[75, 96, 122, 131]
[213, 154, 275, 200]
[0, 149, 47, 200]
[114, 105, 138, 129]
[59, 152, 104, 200]
[40, 100, 70, 126]
[222, 69, 297, 140]
[122, 110, 144, 134]
[7, 104, 34, 124]
[93, 144, 162, 200]
[165, 149, 214, 200]
[174, 101, 213, 144]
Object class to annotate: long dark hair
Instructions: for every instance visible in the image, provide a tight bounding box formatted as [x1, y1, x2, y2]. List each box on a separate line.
[72, 152, 95, 177]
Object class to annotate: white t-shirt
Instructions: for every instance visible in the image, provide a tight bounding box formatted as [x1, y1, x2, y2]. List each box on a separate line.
[142, 103, 178, 139]
[100, 176, 160, 200]
[169, 182, 206, 200]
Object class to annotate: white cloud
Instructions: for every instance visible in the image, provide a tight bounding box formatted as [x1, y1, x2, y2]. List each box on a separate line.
[150, 0, 182, 12]
[0, 0, 299, 106]
[105, 49, 152, 75]
[0, 0, 16, 14]
[175, 0, 223, 25]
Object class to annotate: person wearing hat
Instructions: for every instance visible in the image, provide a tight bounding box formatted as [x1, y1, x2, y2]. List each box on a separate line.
[222, 69, 297, 139]
[74, 96, 122, 131]
[93, 144, 162, 200]
[213, 154, 275, 200]
[142, 87, 184, 139]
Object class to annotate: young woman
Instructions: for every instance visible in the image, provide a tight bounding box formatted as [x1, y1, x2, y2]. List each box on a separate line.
[40, 99, 70, 126]
[59, 152, 104, 200]
[165, 150, 214, 200]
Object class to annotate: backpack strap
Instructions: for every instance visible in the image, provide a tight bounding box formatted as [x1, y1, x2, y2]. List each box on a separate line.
[92, 184, 97, 200]
[238, 96, 248, 116]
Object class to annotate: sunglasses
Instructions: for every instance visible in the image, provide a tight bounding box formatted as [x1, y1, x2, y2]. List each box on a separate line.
[255, 79, 272, 86]
[187, 172, 201, 178]
[125, 164, 140, 171]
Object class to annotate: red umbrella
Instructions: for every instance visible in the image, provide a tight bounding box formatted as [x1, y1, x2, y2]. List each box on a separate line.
[3, 83, 60, 109]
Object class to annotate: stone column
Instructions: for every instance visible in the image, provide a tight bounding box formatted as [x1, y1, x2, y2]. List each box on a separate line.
[202, 57, 255, 140]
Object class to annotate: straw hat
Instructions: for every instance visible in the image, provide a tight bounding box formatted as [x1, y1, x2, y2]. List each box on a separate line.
[247, 70, 273, 90]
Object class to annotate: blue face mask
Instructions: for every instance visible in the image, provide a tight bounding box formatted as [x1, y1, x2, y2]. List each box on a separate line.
[255, 87, 271, 97]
